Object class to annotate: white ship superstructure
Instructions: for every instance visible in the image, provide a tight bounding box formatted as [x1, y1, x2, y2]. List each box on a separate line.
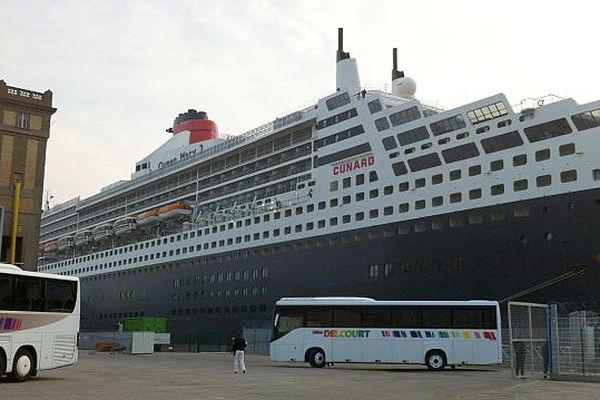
[38, 29, 600, 343]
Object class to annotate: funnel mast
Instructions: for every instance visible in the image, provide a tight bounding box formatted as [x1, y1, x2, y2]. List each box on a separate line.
[335, 28, 361, 93]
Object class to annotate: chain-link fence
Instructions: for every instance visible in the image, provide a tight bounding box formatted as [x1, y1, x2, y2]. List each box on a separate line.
[550, 304, 600, 380]
[507, 301, 600, 381]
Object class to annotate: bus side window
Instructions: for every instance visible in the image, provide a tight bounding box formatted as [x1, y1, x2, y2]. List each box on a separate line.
[0, 274, 13, 309]
[482, 307, 498, 329]
[422, 307, 452, 328]
[333, 307, 362, 327]
[393, 307, 423, 329]
[362, 307, 392, 327]
[306, 307, 332, 327]
[452, 307, 483, 329]
[13, 277, 44, 312]
[46, 280, 77, 313]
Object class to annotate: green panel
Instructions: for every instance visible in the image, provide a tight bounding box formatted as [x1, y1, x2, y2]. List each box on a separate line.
[123, 317, 167, 333]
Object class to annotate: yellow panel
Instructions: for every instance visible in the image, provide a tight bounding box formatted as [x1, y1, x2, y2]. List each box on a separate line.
[0, 135, 14, 186]
[29, 115, 42, 131]
[3, 110, 17, 126]
[24, 139, 39, 189]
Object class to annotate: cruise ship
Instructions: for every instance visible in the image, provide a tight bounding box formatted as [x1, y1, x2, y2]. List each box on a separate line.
[38, 29, 600, 344]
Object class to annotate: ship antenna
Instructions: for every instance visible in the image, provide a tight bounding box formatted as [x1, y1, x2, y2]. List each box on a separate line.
[336, 27, 350, 62]
[391, 48, 404, 80]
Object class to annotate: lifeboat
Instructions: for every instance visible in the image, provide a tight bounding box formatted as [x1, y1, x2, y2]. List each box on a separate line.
[157, 201, 192, 220]
[58, 235, 74, 251]
[113, 216, 137, 236]
[74, 230, 93, 247]
[136, 208, 160, 227]
[43, 240, 59, 253]
[92, 224, 113, 241]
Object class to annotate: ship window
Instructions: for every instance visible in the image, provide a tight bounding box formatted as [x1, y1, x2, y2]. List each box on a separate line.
[432, 196, 443, 207]
[284, 227, 291, 234]
[559, 143, 575, 156]
[524, 118, 572, 142]
[571, 108, 600, 131]
[450, 192, 462, 203]
[330, 217, 338, 226]
[535, 149, 550, 161]
[369, 171, 379, 182]
[399, 182, 409, 192]
[432, 219, 445, 230]
[330, 181, 339, 192]
[441, 143, 479, 163]
[390, 106, 421, 126]
[415, 178, 426, 188]
[398, 225, 410, 235]
[513, 154, 527, 166]
[391, 161, 408, 176]
[449, 216, 463, 227]
[382, 136, 398, 150]
[369, 264, 379, 278]
[356, 174, 365, 185]
[284, 209, 292, 217]
[491, 184, 504, 195]
[514, 205, 530, 217]
[514, 179, 528, 191]
[369, 189, 379, 198]
[456, 132, 469, 140]
[342, 177, 351, 188]
[273, 229, 280, 237]
[342, 195, 351, 204]
[497, 119, 512, 128]
[432, 174, 443, 185]
[318, 220, 326, 228]
[375, 117, 391, 131]
[467, 101, 508, 125]
[295, 225, 302, 233]
[481, 130, 524, 154]
[384, 206, 393, 216]
[491, 209, 506, 221]
[469, 213, 483, 224]
[490, 159, 504, 171]
[536, 175, 552, 187]
[368, 99, 383, 114]
[430, 114, 466, 136]
[307, 204, 315, 212]
[450, 169, 461, 180]
[326, 92, 351, 111]
[330, 198, 338, 207]
[356, 192, 365, 201]
[397, 126, 430, 146]
[438, 137, 450, 145]
[408, 153, 442, 172]
[342, 215, 351, 223]
[399, 203, 409, 213]
[466, 165, 480, 177]
[561, 170, 577, 183]
[415, 200, 426, 210]
[295, 207, 303, 215]
[356, 212, 365, 221]
[593, 169, 600, 181]
[421, 142, 432, 150]
[414, 222, 427, 232]
[469, 188, 482, 199]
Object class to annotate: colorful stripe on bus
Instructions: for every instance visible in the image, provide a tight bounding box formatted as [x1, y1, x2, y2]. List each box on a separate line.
[311, 329, 497, 340]
[0, 317, 23, 331]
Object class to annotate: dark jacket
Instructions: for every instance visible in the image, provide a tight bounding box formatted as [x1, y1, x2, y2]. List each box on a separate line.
[231, 337, 247, 354]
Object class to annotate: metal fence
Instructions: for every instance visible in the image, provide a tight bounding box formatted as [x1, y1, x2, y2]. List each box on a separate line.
[507, 301, 600, 381]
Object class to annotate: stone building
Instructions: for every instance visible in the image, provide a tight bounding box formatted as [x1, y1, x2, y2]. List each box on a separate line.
[0, 79, 56, 270]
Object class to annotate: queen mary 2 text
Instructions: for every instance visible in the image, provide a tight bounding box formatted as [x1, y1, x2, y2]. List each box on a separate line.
[332, 154, 375, 175]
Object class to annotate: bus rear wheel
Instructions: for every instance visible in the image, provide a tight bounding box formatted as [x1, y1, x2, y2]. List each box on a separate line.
[10, 349, 35, 382]
[0, 351, 6, 377]
[308, 348, 326, 368]
[425, 350, 447, 371]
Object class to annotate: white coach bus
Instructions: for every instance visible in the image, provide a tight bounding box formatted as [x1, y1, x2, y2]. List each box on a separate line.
[0, 263, 80, 381]
[270, 297, 501, 370]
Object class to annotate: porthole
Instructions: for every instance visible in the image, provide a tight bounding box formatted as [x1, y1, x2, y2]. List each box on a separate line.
[545, 232, 553, 241]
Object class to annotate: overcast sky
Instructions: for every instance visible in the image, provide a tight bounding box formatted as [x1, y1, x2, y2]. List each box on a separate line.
[1, 0, 599, 206]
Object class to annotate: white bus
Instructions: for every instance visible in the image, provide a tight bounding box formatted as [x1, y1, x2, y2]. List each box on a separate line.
[0, 263, 80, 381]
[270, 297, 501, 370]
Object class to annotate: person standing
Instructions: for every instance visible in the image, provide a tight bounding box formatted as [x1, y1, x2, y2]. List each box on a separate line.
[513, 341, 527, 378]
[231, 333, 247, 374]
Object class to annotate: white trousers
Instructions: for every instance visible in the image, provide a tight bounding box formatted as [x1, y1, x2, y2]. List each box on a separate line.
[234, 350, 246, 372]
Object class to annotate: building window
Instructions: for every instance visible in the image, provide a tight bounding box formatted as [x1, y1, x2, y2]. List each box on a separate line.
[369, 264, 379, 278]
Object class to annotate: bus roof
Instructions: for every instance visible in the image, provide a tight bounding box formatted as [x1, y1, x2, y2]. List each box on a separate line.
[276, 297, 498, 307]
[0, 263, 79, 282]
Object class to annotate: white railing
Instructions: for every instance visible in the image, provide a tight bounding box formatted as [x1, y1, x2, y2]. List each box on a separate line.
[512, 94, 565, 112]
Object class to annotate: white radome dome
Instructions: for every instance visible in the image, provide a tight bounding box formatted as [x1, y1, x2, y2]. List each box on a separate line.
[392, 76, 417, 98]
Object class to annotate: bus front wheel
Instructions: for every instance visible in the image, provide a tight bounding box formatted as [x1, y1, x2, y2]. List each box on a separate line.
[425, 350, 447, 371]
[10, 349, 35, 382]
[308, 348, 326, 368]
